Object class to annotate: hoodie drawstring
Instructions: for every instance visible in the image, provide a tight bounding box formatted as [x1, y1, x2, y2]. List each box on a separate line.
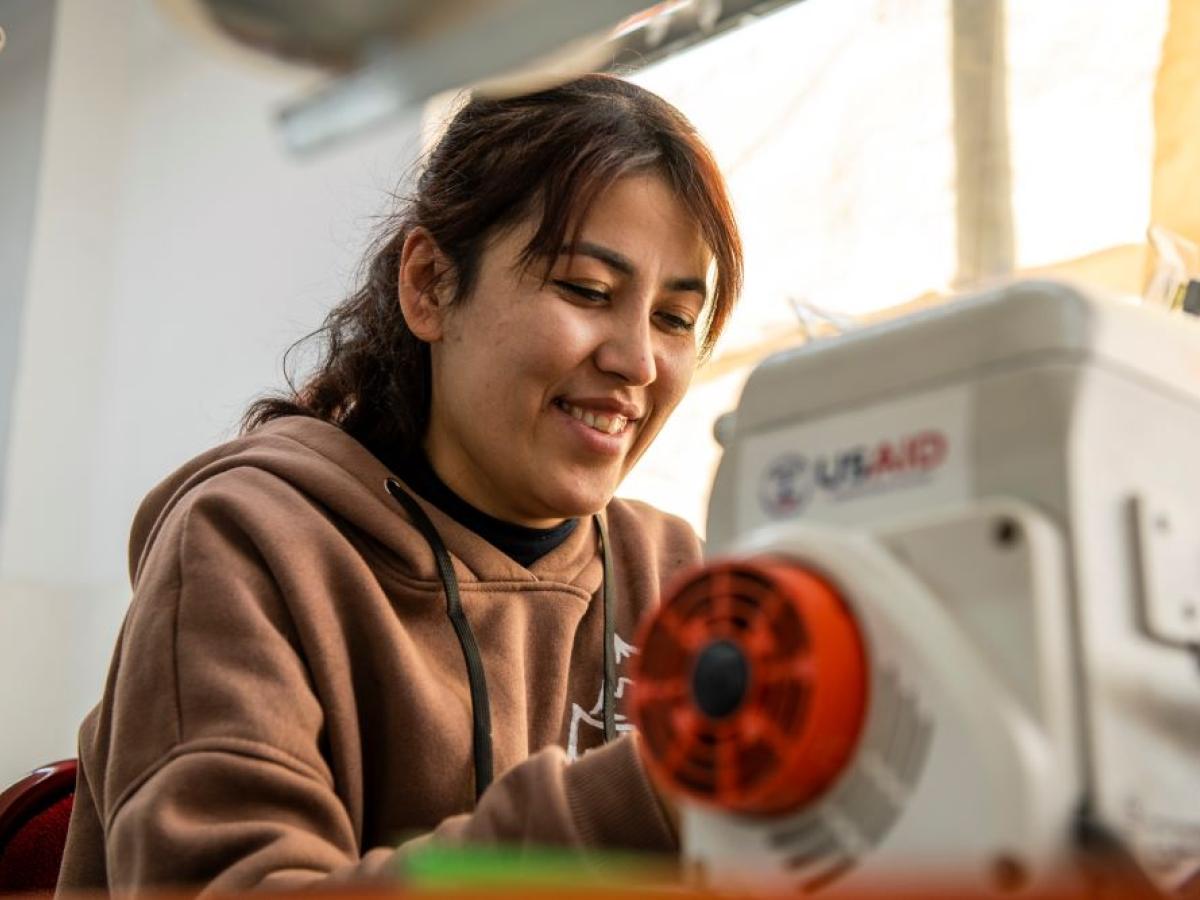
[385, 478, 616, 803]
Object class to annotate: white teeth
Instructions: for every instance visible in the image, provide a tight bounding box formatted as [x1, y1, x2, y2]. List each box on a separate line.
[560, 401, 628, 436]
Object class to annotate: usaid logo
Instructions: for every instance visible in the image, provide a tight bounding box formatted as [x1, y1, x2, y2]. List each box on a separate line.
[759, 455, 813, 516]
[760, 430, 949, 517]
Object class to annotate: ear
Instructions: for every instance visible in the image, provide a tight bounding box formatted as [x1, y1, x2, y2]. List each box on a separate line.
[398, 227, 452, 342]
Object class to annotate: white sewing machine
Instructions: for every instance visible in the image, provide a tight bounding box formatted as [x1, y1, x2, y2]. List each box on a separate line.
[631, 280, 1200, 895]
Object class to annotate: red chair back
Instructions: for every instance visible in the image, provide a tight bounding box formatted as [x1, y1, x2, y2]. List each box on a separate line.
[0, 760, 78, 895]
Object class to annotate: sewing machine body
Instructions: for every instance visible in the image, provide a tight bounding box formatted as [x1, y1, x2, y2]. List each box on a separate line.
[692, 281, 1200, 892]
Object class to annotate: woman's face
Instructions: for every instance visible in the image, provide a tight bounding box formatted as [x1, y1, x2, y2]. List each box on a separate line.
[412, 173, 711, 527]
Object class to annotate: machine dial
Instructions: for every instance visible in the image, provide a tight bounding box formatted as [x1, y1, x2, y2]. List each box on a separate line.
[632, 557, 869, 815]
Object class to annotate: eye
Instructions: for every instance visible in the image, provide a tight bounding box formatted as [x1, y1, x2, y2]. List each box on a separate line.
[655, 310, 697, 335]
[552, 280, 610, 304]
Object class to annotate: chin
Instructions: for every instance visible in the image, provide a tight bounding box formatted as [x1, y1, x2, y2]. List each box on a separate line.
[535, 480, 618, 520]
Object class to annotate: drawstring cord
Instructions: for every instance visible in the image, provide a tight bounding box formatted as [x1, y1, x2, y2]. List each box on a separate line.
[386, 478, 616, 802]
[597, 514, 617, 743]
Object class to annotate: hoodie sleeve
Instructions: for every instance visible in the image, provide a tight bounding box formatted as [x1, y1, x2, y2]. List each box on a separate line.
[77, 480, 675, 895]
[414, 734, 676, 851]
[101, 738, 673, 893]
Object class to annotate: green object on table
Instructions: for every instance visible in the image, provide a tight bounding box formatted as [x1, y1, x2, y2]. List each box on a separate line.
[400, 845, 675, 891]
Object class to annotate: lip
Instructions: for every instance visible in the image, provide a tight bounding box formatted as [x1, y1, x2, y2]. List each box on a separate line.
[555, 396, 643, 421]
[552, 401, 635, 456]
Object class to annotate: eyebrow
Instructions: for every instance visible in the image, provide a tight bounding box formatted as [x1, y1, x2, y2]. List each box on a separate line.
[562, 241, 708, 300]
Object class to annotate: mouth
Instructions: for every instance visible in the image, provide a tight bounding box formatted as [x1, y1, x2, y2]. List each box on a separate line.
[553, 399, 635, 437]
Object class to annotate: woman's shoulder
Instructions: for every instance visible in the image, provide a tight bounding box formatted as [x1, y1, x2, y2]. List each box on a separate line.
[128, 416, 395, 581]
[605, 496, 704, 572]
[606, 495, 695, 532]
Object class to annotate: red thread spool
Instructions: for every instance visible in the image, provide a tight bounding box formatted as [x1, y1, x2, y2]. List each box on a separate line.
[632, 557, 868, 816]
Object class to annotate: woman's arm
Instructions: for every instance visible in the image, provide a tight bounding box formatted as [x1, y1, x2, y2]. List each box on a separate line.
[91, 732, 669, 892]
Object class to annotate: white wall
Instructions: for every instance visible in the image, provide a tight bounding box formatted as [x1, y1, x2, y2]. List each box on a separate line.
[0, 0, 56, 531]
[0, 0, 424, 783]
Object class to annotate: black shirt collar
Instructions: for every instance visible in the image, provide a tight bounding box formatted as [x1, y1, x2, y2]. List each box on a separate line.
[392, 449, 578, 568]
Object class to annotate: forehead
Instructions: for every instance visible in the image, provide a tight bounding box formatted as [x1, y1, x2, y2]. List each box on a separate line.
[567, 174, 711, 271]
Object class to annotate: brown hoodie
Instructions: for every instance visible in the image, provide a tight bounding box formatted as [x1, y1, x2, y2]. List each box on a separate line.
[56, 417, 702, 893]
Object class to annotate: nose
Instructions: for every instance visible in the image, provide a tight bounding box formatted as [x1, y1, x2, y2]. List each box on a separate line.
[594, 309, 657, 386]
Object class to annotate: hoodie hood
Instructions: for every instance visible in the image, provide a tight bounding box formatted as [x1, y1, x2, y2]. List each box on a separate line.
[128, 416, 603, 596]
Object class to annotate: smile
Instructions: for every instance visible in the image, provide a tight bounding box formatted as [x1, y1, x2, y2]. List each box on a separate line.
[555, 400, 629, 436]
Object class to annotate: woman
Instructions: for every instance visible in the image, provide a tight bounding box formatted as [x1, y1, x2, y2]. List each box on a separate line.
[57, 73, 742, 893]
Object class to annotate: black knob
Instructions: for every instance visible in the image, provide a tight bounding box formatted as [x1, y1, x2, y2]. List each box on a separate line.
[691, 639, 749, 719]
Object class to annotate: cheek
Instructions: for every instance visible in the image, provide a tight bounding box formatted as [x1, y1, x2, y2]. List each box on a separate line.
[653, 345, 698, 412]
[463, 304, 593, 408]
[522, 303, 603, 375]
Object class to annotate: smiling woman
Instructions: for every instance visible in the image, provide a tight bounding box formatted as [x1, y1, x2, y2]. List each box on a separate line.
[246, 74, 741, 466]
[406, 174, 711, 527]
[57, 74, 743, 893]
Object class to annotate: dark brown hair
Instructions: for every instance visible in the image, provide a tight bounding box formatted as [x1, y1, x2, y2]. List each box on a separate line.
[243, 73, 743, 459]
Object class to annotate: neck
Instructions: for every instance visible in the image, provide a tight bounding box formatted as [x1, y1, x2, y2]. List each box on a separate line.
[420, 435, 566, 529]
